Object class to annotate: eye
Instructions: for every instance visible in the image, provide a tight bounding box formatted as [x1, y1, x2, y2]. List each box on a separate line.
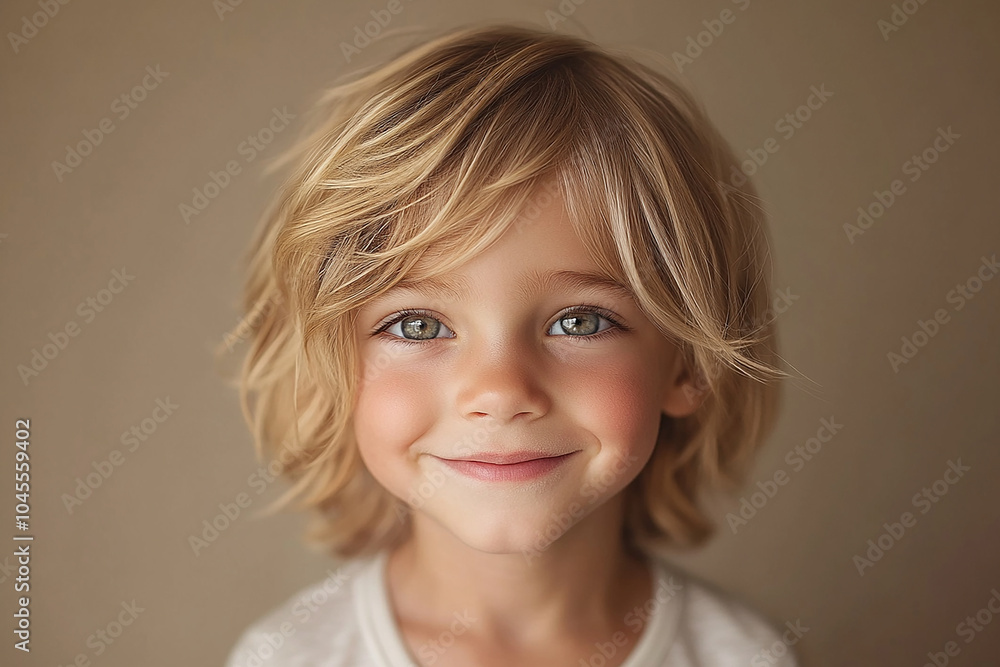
[547, 307, 623, 339]
[377, 309, 454, 342]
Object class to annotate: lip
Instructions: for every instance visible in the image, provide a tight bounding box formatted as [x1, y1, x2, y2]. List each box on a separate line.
[436, 451, 579, 482]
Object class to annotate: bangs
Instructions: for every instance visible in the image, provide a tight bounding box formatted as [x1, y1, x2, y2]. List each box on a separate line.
[301, 38, 614, 314]
[285, 26, 755, 370]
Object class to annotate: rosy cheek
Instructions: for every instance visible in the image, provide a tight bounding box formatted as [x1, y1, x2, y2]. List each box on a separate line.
[576, 356, 661, 451]
[354, 355, 435, 459]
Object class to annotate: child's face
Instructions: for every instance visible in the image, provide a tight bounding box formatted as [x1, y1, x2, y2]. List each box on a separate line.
[351, 186, 702, 555]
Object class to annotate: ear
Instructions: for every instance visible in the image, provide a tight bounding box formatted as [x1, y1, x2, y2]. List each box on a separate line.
[661, 352, 709, 418]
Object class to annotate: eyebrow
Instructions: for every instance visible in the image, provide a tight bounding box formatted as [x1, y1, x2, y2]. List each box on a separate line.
[386, 269, 636, 304]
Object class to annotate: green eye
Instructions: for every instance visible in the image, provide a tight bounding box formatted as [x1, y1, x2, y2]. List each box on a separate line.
[375, 309, 454, 343]
[398, 314, 444, 340]
[549, 311, 608, 336]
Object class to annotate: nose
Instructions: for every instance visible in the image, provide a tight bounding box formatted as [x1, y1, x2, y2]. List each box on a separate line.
[454, 335, 551, 424]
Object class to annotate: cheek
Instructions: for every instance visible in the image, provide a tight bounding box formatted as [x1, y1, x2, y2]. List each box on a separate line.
[353, 354, 436, 462]
[569, 353, 664, 451]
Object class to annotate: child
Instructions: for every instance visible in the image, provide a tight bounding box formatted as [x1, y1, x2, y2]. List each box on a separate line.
[224, 21, 797, 667]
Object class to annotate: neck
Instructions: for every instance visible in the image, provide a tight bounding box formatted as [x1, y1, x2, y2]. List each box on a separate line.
[386, 494, 653, 647]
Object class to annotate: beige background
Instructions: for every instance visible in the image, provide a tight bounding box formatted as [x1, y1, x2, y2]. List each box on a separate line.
[2, 0, 999, 665]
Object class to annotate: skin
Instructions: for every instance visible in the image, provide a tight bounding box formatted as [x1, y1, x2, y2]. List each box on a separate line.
[352, 184, 705, 666]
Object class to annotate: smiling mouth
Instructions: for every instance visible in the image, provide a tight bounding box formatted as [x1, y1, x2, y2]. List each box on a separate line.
[443, 451, 577, 465]
[435, 451, 579, 482]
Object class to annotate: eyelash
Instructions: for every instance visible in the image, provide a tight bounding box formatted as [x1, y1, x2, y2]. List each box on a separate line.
[371, 304, 630, 346]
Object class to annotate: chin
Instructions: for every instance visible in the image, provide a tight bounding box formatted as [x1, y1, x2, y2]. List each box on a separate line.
[427, 498, 589, 559]
[449, 521, 555, 556]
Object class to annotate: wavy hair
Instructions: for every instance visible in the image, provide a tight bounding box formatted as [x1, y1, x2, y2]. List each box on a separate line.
[227, 22, 789, 559]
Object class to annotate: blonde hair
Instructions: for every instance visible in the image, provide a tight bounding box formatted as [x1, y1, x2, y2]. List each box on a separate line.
[230, 22, 789, 559]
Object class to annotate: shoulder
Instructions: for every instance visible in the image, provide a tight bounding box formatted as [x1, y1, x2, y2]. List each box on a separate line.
[657, 558, 804, 666]
[222, 557, 374, 667]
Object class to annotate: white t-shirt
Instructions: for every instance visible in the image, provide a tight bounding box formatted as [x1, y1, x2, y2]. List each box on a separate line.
[224, 550, 802, 666]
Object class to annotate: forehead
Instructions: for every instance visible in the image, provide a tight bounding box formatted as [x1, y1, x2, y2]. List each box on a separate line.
[388, 188, 630, 302]
[385, 268, 636, 304]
